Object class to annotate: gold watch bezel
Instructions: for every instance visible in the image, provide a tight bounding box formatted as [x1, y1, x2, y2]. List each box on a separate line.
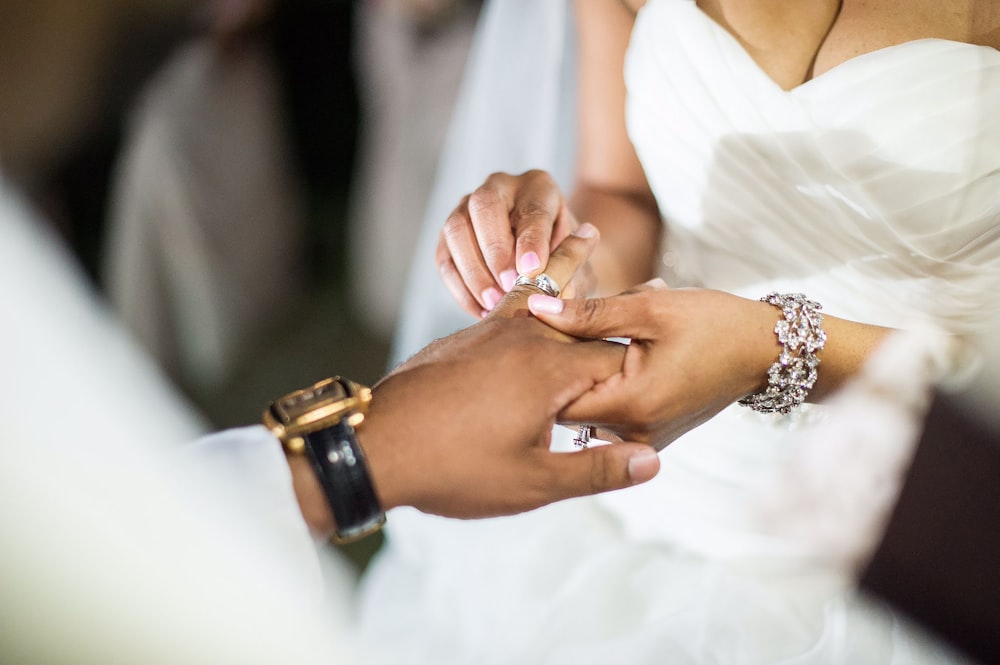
[263, 376, 373, 455]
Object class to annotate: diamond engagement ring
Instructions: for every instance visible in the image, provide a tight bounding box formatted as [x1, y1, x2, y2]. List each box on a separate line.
[572, 425, 593, 449]
[514, 272, 561, 298]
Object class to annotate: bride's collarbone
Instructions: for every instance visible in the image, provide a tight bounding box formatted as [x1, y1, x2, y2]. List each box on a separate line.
[694, 0, 1000, 91]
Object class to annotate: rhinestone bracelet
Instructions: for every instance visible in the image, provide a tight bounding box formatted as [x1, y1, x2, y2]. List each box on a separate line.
[738, 292, 827, 415]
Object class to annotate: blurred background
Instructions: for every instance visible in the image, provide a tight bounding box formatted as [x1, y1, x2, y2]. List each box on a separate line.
[6, 0, 481, 430]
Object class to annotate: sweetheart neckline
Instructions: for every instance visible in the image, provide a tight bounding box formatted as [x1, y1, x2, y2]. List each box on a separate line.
[662, 0, 1000, 95]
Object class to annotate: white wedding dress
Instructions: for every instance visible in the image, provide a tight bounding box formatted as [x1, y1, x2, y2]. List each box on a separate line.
[359, 1, 1000, 663]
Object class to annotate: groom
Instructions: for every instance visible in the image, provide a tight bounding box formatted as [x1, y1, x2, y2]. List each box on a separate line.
[1, 3, 659, 662]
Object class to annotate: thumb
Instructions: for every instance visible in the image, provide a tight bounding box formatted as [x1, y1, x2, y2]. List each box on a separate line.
[528, 278, 667, 340]
[539, 443, 660, 501]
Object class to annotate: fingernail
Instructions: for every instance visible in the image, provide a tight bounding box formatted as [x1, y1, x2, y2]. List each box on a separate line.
[500, 269, 517, 292]
[481, 287, 502, 310]
[527, 294, 563, 315]
[644, 278, 668, 289]
[627, 448, 659, 483]
[572, 223, 598, 238]
[520, 251, 541, 273]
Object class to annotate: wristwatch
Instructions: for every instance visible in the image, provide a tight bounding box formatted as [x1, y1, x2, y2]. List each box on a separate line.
[263, 376, 386, 544]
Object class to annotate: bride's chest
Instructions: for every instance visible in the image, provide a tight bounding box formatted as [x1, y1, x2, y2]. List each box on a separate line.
[691, 0, 1000, 91]
[625, 0, 1000, 254]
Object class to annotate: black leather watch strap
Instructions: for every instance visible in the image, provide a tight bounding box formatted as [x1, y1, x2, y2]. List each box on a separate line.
[302, 415, 385, 543]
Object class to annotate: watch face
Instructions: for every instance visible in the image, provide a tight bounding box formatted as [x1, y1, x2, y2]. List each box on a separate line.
[265, 377, 372, 441]
[271, 378, 348, 425]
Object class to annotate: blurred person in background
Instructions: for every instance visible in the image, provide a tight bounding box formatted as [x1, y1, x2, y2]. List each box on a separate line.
[8, 0, 377, 430]
[102, 0, 376, 423]
[103, 0, 307, 395]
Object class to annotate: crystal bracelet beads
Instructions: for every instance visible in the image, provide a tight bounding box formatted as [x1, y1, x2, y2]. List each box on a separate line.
[738, 292, 827, 415]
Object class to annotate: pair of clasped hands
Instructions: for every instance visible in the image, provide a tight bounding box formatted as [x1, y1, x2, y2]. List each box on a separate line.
[331, 171, 802, 531]
[430, 170, 789, 448]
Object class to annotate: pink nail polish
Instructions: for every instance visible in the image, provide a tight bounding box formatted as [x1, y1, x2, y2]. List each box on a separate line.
[500, 270, 517, 292]
[528, 294, 564, 314]
[481, 287, 502, 310]
[573, 223, 598, 238]
[520, 252, 541, 273]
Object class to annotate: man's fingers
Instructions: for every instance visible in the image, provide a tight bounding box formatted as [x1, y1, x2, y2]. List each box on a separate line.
[529, 223, 600, 291]
[491, 226, 601, 319]
[541, 338, 627, 406]
[549, 201, 577, 251]
[538, 443, 660, 502]
[528, 278, 668, 340]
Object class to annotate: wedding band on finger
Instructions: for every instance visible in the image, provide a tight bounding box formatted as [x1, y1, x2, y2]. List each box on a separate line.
[514, 272, 561, 298]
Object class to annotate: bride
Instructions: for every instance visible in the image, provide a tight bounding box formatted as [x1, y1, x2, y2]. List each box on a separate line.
[359, 1, 1000, 662]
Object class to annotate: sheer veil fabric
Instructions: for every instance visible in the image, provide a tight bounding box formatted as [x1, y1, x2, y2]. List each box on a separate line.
[364, 1, 1000, 663]
[389, 0, 578, 365]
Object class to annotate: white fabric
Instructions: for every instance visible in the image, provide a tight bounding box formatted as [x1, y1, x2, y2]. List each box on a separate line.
[360, 1, 1000, 662]
[0, 180, 206, 447]
[760, 330, 957, 576]
[0, 179, 356, 663]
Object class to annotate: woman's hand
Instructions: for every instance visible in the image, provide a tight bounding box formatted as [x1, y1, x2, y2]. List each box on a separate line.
[433, 0, 665, 317]
[528, 282, 784, 449]
[436, 170, 594, 318]
[529, 282, 894, 449]
[350, 226, 658, 523]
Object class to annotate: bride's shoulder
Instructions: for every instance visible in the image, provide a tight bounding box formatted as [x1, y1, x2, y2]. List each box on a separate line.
[971, 0, 1000, 50]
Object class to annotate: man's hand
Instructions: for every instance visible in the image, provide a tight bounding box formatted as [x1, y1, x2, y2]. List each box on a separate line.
[358, 226, 659, 520]
[528, 281, 892, 450]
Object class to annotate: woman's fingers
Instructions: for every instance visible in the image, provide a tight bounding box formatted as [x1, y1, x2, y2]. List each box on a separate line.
[557, 370, 645, 431]
[528, 278, 669, 339]
[510, 170, 563, 276]
[469, 170, 565, 283]
[436, 170, 573, 317]
[467, 173, 518, 290]
[441, 194, 505, 314]
[435, 246, 488, 318]
[529, 278, 670, 428]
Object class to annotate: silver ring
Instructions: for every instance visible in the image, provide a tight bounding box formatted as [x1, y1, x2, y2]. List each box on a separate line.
[514, 272, 561, 297]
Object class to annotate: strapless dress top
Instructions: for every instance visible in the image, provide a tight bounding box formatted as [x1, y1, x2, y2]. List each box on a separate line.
[627, 0, 1000, 336]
